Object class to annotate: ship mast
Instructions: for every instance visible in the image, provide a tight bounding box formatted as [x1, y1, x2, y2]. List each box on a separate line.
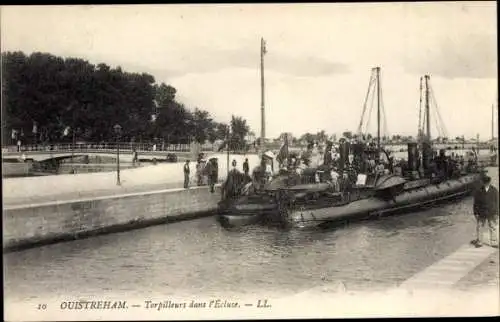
[260, 37, 266, 151]
[357, 66, 386, 156]
[419, 74, 447, 144]
[417, 77, 423, 143]
[492, 102, 495, 141]
[424, 75, 431, 141]
[376, 67, 381, 151]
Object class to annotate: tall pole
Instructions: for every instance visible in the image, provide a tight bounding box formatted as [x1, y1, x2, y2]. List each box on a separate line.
[226, 127, 230, 178]
[260, 37, 266, 151]
[492, 104, 495, 141]
[418, 76, 423, 142]
[71, 129, 76, 174]
[114, 124, 122, 186]
[376, 67, 381, 152]
[71, 110, 76, 174]
[117, 136, 121, 185]
[424, 75, 431, 141]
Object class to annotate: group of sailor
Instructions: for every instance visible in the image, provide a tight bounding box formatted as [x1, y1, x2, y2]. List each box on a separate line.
[428, 149, 479, 181]
[275, 140, 385, 193]
[389, 147, 479, 182]
[221, 135, 484, 202]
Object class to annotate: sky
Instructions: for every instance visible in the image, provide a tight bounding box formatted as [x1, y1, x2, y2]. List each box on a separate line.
[1, 3, 497, 140]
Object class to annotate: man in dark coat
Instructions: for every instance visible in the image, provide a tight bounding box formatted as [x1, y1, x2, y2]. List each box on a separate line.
[323, 141, 333, 166]
[204, 160, 213, 192]
[207, 158, 218, 193]
[472, 175, 499, 248]
[183, 160, 190, 189]
[243, 158, 250, 176]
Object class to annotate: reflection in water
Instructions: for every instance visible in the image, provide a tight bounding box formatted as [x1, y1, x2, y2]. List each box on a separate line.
[4, 168, 497, 301]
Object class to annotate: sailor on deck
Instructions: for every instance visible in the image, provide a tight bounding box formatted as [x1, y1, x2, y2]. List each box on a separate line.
[231, 159, 238, 172]
[264, 163, 273, 181]
[328, 168, 340, 192]
[222, 160, 246, 200]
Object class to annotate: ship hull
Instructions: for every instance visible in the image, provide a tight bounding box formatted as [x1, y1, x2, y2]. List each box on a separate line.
[216, 195, 279, 228]
[286, 173, 482, 228]
[217, 173, 482, 228]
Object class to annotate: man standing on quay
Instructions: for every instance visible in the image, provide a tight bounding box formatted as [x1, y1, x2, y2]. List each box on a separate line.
[472, 175, 499, 248]
[183, 160, 191, 189]
[243, 158, 250, 177]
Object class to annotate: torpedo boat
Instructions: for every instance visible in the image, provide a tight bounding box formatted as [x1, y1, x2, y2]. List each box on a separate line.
[217, 68, 486, 229]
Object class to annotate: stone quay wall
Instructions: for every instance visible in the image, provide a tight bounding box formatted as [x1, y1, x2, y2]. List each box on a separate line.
[3, 186, 221, 252]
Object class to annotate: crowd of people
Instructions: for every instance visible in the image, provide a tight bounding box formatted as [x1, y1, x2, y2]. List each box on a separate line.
[389, 147, 480, 183]
[182, 137, 485, 204]
[183, 155, 219, 192]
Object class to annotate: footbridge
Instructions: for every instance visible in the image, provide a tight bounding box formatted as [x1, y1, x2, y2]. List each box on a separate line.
[2, 143, 214, 163]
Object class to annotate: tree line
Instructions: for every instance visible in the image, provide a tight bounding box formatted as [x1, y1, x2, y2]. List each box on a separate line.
[278, 131, 460, 145]
[1, 51, 251, 150]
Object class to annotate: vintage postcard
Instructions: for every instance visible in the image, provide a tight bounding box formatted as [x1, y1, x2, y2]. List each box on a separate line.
[2, 2, 499, 320]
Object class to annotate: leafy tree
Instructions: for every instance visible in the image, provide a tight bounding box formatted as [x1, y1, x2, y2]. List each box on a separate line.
[277, 132, 293, 142]
[215, 122, 229, 141]
[391, 134, 402, 142]
[316, 130, 327, 142]
[154, 83, 176, 105]
[191, 108, 214, 144]
[300, 132, 316, 144]
[229, 115, 249, 151]
[1, 51, 253, 147]
[342, 131, 353, 139]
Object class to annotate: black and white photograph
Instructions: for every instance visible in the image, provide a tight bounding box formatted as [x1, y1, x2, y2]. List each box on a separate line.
[2, 2, 499, 320]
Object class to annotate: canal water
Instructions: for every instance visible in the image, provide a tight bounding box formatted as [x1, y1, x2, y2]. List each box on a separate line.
[3, 167, 497, 303]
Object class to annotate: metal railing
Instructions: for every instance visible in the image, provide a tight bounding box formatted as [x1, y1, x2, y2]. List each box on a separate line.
[5, 141, 493, 155]
[5, 142, 217, 154]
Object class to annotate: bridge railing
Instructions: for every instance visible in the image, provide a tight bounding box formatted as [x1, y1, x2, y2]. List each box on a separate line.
[8, 142, 217, 154]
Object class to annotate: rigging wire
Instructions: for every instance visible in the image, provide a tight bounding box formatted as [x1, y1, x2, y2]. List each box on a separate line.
[365, 80, 376, 138]
[378, 69, 389, 140]
[358, 67, 389, 141]
[431, 98, 443, 138]
[429, 84, 448, 139]
[418, 77, 423, 138]
[429, 85, 442, 138]
[357, 70, 376, 135]
[422, 104, 427, 139]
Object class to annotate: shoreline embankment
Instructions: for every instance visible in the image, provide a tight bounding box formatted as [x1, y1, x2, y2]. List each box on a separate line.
[3, 153, 260, 252]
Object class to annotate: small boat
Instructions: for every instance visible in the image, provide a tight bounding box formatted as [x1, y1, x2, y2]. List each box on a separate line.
[217, 68, 486, 228]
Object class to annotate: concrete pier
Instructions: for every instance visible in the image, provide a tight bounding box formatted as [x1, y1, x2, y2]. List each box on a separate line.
[3, 185, 221, 252]
[3, 153, 261, 251]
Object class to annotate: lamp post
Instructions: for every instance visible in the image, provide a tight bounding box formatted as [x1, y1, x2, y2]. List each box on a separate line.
[71, 128, 76, 174]
[113, 124, 122, 185]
